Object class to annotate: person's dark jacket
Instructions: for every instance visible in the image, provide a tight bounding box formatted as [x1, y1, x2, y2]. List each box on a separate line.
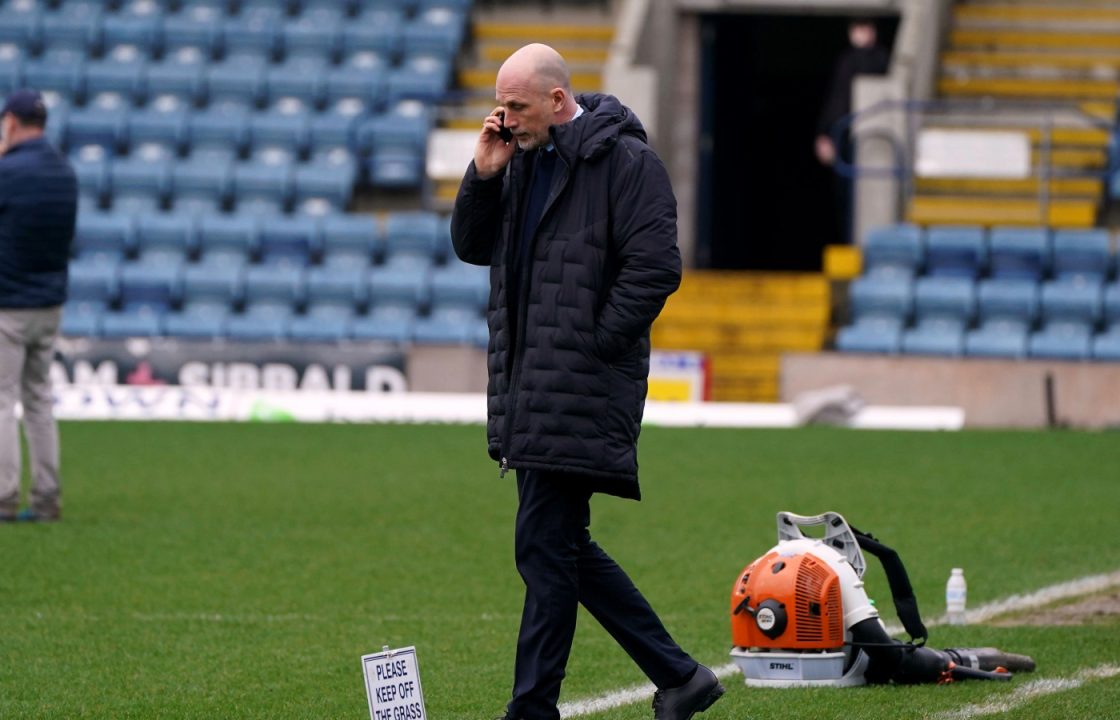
[817, 45, 891, 138]
[451, 93, 681, 500]
[0, 137, 78, 309]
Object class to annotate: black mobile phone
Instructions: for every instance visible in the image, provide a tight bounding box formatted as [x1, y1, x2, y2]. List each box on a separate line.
[497, 111, 513, 143]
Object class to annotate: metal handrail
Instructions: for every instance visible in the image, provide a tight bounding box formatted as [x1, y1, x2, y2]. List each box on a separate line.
[829, 98, 1118, 224]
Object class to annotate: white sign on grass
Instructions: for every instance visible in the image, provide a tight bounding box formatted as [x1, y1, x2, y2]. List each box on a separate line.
[362, 646, 427, 720]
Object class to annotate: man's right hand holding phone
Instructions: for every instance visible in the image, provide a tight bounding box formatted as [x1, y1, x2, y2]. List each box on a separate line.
[474, 108, 516, 180]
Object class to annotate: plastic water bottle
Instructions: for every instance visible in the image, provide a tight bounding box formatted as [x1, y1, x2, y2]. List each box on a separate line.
[946, 568, 967, 625]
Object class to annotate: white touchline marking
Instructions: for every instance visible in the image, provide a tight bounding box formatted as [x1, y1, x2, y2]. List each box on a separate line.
[934, 665, 1120, 719]
[557, 568, 1120, 718]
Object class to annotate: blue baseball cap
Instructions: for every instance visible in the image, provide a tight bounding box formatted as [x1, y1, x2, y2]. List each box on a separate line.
[1, 89, 48, 124]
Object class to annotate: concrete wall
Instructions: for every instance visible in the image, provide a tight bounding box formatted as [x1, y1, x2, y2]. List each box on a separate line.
[782, 353, 1120, 429]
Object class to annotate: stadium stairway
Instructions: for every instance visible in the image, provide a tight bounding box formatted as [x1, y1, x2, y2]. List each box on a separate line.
[431, 2, 614, 205]
[912, 0, 1120, 228]
[651, 272, 830, 402]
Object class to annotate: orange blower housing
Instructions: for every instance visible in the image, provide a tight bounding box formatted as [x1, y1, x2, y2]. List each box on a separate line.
[731, 549, 845, 651]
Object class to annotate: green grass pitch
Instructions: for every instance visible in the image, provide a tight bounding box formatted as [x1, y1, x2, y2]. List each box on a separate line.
[1, 422, 1118, 719]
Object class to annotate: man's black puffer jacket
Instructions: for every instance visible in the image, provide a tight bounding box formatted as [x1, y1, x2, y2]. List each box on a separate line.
[451, 93, 681, 499]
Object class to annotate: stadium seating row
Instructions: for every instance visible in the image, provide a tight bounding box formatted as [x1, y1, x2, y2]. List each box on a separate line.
[862, 224, 1116, 283]
[72, 209, 457, 266]
[1, 46, 453, 111]
[836, 274, 1120, 361]
[0, 2, 468, 65]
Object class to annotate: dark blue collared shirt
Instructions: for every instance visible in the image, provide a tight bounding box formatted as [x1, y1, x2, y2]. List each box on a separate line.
[0, 136, 78, 309]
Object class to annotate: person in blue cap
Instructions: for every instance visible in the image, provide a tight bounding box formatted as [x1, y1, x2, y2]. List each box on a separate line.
[0, 89, 78, 522]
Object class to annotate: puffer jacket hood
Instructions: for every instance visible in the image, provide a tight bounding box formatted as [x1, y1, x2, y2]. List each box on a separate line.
[552, 93, 649, 163]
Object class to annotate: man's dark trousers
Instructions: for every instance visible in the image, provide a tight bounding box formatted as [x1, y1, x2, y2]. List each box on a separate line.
[509, 469, 697, 720]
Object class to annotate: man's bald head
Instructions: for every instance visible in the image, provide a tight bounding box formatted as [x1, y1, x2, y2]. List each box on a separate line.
[497, 43, 572, 96]
[493, 43, 579, 150]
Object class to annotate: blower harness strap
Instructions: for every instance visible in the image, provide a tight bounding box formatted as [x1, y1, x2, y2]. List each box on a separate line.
[850, 525, 928, 646]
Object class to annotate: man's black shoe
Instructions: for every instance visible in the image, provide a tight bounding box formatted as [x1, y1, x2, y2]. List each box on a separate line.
[652, 664, 725, 720]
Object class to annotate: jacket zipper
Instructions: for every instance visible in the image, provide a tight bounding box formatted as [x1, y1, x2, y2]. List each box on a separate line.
[498, 142, 570, 478]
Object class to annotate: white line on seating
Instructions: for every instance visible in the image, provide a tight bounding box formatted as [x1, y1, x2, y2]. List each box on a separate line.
[558, 568, 1120, 718]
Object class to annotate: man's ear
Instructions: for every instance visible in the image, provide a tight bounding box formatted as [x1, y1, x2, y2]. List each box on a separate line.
[551, 89, 566, 113]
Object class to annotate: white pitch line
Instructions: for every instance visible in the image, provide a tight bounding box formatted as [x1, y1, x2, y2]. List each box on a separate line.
[934, 664, 1120, 719]
[557, 568, 1120, 718]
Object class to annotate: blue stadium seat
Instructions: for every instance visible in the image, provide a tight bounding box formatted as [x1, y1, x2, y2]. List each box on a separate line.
[181, 260, 243, 308]
[70, 145, 110, 205]
[101, 7, 162, 55]
[340, 8, 403, 59]
[847, 274, 913, 322]
[1039, 279, 1103, 325]
[401, 7, 465, 60]
[306, 265, 367, 308]
[368, 264, 428, 308]
[924, 225, 986, 278]
[0, 4, 41, 49]
[225, 301, 292, 341]
[220, 7, 282, 61]
[1026, 280, 1101, 360]
[413, 306, 478, 345]
[100, 307, 163, 338]
[257, 214, 319, 266]
[40, 3, 103, 55]
[1052, 229, 1111, 283]
[988, 226, 1049, 282]
[324, 53, 386, 108]
[61, 303, 102, 337]
[293, 158, 355, 211]
[164, 301, 229, 339]
[429, 263, 488, 310]
[74, 211, 136, 261]
[384, 211, 441, 259]
[289, 302, 354, 342]
[357, 99, 431, 154]
[23, 48, 86, 100]
[249, 100, 311, 157]
[68, 256, 120, 308]
[861, 223, 923, 278]
[835, 316, 903, 354]
[66, 93, 129, 152]
[111, 148, 173, 211]
[964, 322, 1029, 358]
[265, 56, 327, 107]
[196, 213, 258, 263]
[243, 264, 304, 306]
[899, 276, 974, 357]
[351, 303, 415, 343]
[368, 145, 423, 188]
[127, 96, 190, 153]
[320, 212, 378, 266]
[281, 7, 343, 61]
[963, 278, 1035, 358]
[385, 54, 450, 104]
[161, 5, 222, 56]
[232, 154, 294, 210]
[309, 98, 368, 157]
[144, 49, 208, 106]
[1029, 323, 1094, 361]
[205, 55, 267, 107]
[188, 103, 250, 157]
[135, 212, 197, 259]
[1104, 282, 1120, 327]
[0, 43, 25, 94]
[118, 256, 182, 312]
[171, 155, 233, 210]
[974, 278, 1038, 326]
